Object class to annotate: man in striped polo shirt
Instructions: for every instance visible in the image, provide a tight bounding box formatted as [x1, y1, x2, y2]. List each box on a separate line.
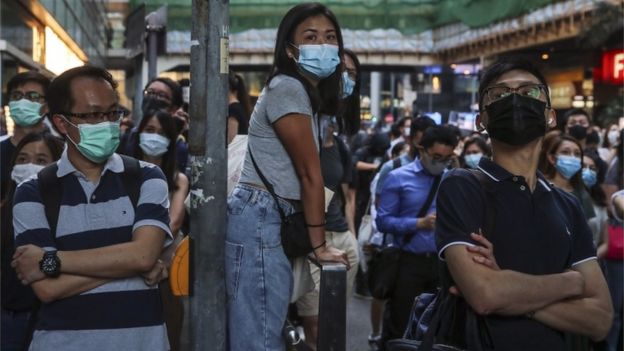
[11, 66, 172, 351]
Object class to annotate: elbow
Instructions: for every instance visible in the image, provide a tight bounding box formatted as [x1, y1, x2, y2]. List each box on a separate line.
[136, 253, 160, 272]
[463, 282, 504, 316]
[33, 284, 57, 304]
[590, 308, 614, 342]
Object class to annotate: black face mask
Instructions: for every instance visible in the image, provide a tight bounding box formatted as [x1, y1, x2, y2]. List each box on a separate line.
[568, 125, 588, 141]
[485, 94, 547, 146]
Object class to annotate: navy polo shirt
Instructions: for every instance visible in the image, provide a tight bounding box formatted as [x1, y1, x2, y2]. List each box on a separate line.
[436, 157, 596, 351]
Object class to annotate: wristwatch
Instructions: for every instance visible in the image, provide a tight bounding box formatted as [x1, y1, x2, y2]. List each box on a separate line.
[39, 250, 61, 278]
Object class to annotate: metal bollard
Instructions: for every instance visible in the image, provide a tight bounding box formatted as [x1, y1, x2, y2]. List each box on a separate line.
[311, 258, 347, 351]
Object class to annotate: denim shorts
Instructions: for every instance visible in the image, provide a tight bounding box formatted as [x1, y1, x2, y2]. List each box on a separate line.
[225, 184, 294, 351]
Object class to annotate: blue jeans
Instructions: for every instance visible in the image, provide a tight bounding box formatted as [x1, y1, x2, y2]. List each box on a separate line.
[226, 184, 293, 351]
[603, 259, 623, 351]
[1, 309, 30, 351]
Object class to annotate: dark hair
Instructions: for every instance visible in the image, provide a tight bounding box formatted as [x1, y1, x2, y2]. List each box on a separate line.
[339, 49, 361, 135]
[270, 2, 344, 116]
[562, 108, 591, 128]
[396, 117, 411, 129]
[145, 77, 183, 109]
[229, 71, 252, 122]
[544, 134, 584, 189]
[461, 136, 492, 158]
[1, 131, 64, 253]
[583, 152, 607, 207]
[390, 123, 402, 138]
[420, 125, 459, 150]
[7, 71, 51, 96]
[602, 122, 620, 148]
[391, 141, 407, 159]
[410, 116, 436, 139]
[133, 110, 179, 192]
[478, 57, 550, 112]
[47, 66, 118, 117]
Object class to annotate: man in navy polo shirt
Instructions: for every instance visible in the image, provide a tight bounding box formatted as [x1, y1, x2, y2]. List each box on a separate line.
[11, 66, 172, 350]
[377, 125, 458, 346]
[436, 57, 613, 350]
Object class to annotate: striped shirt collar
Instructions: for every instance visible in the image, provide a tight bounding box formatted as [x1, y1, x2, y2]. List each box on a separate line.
[56, 147, 125, 178]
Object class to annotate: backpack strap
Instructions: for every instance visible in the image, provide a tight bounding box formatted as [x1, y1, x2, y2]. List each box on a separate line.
[37, 163, 62, 236]
[119, 155, 141, 208]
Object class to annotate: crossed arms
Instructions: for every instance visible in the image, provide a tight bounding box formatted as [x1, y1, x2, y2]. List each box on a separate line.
[445, 236, 614, 341]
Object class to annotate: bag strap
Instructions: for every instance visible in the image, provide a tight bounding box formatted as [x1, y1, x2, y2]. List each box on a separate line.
[38, 163, 61, 236]
[248, 147, 288, 221]
[119, 155, 141, 208]
[399, 174, 442, 248]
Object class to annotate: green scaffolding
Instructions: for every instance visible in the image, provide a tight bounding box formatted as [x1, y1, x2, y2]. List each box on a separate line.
[131, 0, 561, 34]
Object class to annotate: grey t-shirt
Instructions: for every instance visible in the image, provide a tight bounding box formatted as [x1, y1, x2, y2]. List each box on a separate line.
[239, 74, 319, 200]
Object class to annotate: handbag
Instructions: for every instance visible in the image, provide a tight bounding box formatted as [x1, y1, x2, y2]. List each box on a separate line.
[367, 175, 442, 300]
[606, 222, 624, 260]
[249, 148, 313, 258]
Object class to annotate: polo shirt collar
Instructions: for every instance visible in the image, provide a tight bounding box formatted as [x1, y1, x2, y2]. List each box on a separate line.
[477, 157, 552, 192]
[410, 157, 425, 173]
[56, 147, 124, 178]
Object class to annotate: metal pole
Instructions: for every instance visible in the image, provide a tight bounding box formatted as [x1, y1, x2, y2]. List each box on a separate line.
[147, 31, 158, 81]
[188, 1, 228, 351]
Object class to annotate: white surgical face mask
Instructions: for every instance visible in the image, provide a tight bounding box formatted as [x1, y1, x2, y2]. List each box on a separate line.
[11, 163, 45, 184]
[139, 132, 170, 157]
[608, 130, 620, 146]
[403, 127, 411, 138]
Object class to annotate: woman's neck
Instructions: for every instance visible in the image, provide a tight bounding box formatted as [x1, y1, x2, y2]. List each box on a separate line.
[549, 173, 574, 192]
[144, 155, 162, 167]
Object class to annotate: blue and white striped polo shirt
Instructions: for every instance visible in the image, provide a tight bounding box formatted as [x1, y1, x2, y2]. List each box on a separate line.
[13, 151, 173, 351]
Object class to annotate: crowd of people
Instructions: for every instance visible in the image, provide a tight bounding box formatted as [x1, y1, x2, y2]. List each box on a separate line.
[0, 2, 622, 351]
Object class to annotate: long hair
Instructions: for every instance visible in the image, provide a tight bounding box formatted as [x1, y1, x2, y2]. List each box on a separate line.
[1, 132, 64, 254]
[543, 134, 584, 190]
[339, 48, 361, 135]
[270, 2, 344, 116]
[132, 110, 179, 192]
[229, 71, 252, 121]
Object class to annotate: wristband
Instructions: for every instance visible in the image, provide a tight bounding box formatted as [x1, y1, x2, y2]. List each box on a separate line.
[306, 222, 326, 228]
[313, 240, 326, 251]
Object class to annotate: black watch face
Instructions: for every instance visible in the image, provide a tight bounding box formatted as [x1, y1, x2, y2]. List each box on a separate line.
[41, 253, 60, 277]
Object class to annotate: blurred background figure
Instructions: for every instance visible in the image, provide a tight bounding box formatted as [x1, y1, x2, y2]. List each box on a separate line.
[227, 70, 252, 145]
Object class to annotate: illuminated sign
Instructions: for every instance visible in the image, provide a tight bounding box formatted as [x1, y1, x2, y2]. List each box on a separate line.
[601, 50, 624, 84]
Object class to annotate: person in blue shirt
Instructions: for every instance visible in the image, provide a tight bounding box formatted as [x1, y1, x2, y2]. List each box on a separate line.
[375, 125, 458, 346]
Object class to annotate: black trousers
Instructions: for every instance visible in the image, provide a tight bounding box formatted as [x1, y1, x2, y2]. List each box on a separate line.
[381, 251, 439, 349]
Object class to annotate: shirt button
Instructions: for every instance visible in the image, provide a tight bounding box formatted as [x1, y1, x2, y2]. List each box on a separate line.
[512, 177, 518, 182]
[520, 185, 526, 191]
[91, 195, 96, 200]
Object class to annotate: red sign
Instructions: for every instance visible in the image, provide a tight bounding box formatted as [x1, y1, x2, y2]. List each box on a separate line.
[601, 50, 624, 84]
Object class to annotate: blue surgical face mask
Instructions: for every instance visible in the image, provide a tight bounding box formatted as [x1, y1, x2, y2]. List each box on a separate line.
[582, 168, 597, 188]
[9, 99, 43, 127]
[341, 71, 355, 98]
[293, 44, 340, 79]
[64, 118, 121, 164]
[464, 153, 483, 169]
[555, 155, 582, 180]
[139, 132, 170, 157]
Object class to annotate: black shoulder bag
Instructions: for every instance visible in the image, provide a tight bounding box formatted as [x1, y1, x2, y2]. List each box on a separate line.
[248, 148, 313, 258]
[367, 174, 442, 300]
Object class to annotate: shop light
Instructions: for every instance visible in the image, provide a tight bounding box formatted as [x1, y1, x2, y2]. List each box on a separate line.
[541, 53, 549, 60]
[571, 95, 585, 108]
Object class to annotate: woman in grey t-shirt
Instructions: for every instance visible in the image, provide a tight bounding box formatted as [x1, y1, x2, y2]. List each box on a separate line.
[225, 3, 350, 350]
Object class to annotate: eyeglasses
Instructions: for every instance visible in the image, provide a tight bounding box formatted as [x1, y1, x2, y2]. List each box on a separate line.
[62, 109, 129, 124]
[9, 91, 45, 102]
[144, 89, 171, 102]
[484, 83, 547, 103]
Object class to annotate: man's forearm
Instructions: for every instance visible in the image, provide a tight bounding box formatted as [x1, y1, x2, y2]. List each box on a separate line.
[533, 296, 613, 341]
[58, 228, 166, 279]
[31, 274, 110, 303]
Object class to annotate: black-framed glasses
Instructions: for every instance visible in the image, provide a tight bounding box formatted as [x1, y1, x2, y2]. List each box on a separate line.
[144, 89, 171, 102]
[62, 109, 129, 124]
[9, 91, 45, 102]
[484, 83, 548, 103]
